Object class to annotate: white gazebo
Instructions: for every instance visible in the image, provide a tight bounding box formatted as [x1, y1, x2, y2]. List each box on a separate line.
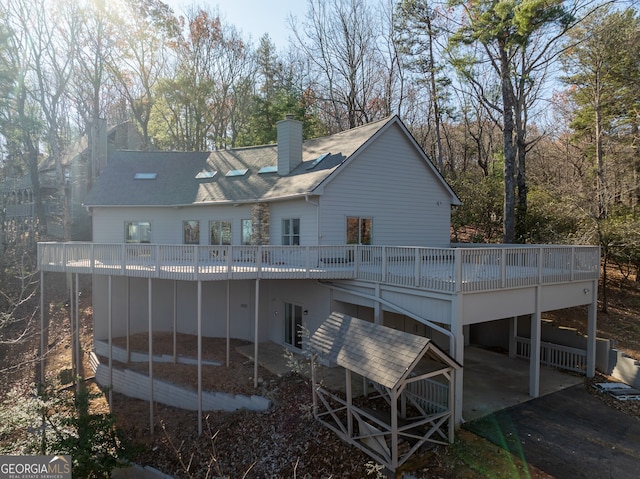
[308, 312, 461, 472]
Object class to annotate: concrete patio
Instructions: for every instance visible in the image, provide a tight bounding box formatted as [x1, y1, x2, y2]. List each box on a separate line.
[238, 342, 584, 422]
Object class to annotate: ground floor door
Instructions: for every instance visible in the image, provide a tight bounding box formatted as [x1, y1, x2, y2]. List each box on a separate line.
[284, 302, 303, 349]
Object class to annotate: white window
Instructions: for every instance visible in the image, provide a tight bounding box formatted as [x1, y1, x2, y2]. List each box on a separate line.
[241, 219, 253, 245]
[282, 218, 300, 245]
[346, 217, 372, 245]
[125, 221, 151, 243]
[183, 220, 200, 244]
[210, 220, 232, 245]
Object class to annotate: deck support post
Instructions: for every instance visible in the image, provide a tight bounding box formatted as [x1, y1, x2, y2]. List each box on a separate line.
[69, 273, 75, 383]
[173, 280, 177, 363]
[254, 279, 260, 388]
[450, 293, 464, 425]
[126, 278, 130, 362]
[148, 278, 154, 435]
[75, 273, 81, 383]
[529, 286, 542, 397]
[39, 270, 45, 383]
[197, 280, 203, 435]
[586, 279, 598, 378]
[226, 280, 230, 367]
[508, 317, 518, 359]
[374, 283, 382, 325]
[108, 275, 113, 408]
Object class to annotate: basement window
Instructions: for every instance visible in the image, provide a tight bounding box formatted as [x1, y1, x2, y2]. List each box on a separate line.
[134, 172, 157, 180]
[226, 168, 249, 177]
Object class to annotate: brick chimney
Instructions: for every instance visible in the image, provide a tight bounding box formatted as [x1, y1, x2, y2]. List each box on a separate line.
[277, 114, 303, 175]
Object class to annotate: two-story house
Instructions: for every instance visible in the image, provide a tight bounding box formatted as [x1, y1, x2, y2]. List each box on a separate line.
[37, 115, 600, 470]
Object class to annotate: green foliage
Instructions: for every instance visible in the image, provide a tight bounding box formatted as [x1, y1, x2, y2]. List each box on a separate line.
[594, 210, 640, 265]
[563, 7, 640, 138]
[524, 187, 579, 244]
[449, 0, 572, 48]
[0, 379, 138, 478]
[450, 172, 503, 243]
[235, 36, 325, 147]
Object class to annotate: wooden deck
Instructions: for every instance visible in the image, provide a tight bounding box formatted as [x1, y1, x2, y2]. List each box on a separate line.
[38, 242, 600, 295]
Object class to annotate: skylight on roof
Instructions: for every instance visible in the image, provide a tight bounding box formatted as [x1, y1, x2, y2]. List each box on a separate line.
[134, 172, 157, 180]
[306, 152, 331, 170]
[195, 170, 217, 179]
[226, 168, 248, 177]
[258, 165, 278, 174]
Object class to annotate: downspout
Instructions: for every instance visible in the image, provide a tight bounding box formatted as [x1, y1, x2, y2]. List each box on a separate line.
[305, 195, 319, 243]
[318, 280, 456, 354]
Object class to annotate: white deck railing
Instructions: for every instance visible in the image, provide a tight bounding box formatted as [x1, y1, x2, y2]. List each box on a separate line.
[37, 242, 600, 294]
[515, 336, 588, 373]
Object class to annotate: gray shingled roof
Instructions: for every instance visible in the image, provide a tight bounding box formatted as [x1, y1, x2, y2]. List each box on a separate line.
[308, 312, 438, 390]
[84, 117, 395, 207]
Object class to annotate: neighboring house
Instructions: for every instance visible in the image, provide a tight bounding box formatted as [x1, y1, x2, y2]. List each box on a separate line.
[1, 121, 141, 242]
[37, 115, 600, 470]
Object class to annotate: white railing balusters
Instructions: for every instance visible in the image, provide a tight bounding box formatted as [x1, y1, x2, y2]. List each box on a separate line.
[515, 337, 587, 373]
[37, 242, 599, 293]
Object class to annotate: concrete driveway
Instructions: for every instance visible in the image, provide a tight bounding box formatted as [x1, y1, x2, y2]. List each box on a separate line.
[463, 384, 640, 479]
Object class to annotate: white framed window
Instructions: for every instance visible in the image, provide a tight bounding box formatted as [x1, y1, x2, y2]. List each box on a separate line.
[210, 220, 232, 245]
[183, 220, 200, 244]
[346, 217, 372, 245]
[125, 221, 151, 243]
[282, 218, 300, 245]
[241, 219, 253, 245]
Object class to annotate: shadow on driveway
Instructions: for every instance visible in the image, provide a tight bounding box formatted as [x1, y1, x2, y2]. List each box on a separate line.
[463, 384, 640, 479]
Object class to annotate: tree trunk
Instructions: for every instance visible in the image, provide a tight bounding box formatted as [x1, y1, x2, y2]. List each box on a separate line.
[595, 98, 606, 220]
[24, 133, 47, 237]
[50, 130, 72, 241]
[500, 43, 516, 244]
[425, 11, 444, 174]
[516, 123, 527, 243]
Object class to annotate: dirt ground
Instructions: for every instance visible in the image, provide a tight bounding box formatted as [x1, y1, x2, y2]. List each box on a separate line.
[103, 337, 555, 479]
[2, 267, 639, 478]
[93, 277, 640, 479]
[110, 334, 278, 397]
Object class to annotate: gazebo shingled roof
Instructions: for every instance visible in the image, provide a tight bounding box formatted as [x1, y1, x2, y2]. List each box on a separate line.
[309, 312, 437, 389]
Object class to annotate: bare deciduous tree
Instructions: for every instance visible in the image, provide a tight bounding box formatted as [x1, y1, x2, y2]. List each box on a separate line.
[290, 0, 391, 132]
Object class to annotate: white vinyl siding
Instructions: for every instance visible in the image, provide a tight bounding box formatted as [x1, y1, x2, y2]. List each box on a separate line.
[90, 123, 453, 248]
[92, 205, 254, 244]
[269, 200, 319, 245]
[318, 123, 452, 247]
